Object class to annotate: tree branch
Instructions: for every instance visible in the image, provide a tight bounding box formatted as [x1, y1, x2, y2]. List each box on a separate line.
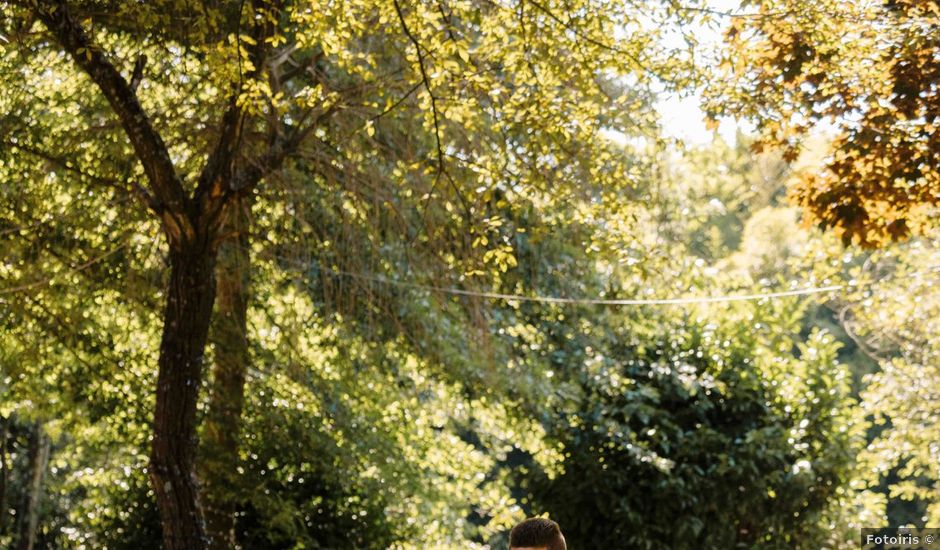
[129, 53, 147, 91]
[194, 0, 283, 224]
[525, 0, 674, 84]
[392, 0, 446, 176]
[227, 111, 322, 198]
[279, 51, 321, 85]
[33, 0, 193, 242]
[3, 138, 158, 211]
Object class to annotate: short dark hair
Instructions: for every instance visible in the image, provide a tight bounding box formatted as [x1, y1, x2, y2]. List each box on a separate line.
[509, 517, 566, 550]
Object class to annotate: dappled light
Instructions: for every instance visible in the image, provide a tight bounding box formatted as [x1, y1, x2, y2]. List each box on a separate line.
[0, 0, 938, 548]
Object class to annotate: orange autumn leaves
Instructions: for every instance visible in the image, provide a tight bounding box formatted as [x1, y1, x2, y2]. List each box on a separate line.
[707, 0, 940, 247]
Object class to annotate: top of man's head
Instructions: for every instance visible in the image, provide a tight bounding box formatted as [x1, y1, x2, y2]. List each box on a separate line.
[509, 517, 566, 550]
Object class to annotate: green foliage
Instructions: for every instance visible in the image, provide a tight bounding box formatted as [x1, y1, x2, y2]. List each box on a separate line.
[512, 299, 864, 549]
[0, 0, 931, 548]
[836, 233, 940, 526]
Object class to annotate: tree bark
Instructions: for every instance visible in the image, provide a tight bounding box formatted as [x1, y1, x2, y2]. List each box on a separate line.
[150, 240, 218, 550]
[32, 4, 286, 546]
[16, 424, 49, 550]
[0, 416, 9, 533]
[200, 197, 251, 549]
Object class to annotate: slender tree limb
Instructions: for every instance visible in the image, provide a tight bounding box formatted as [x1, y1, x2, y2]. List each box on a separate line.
[2, 139, 158, 211]
[221, 96, 342, 209]
[525, 0, 674, 84]
[370, 80, 423, 122]
[392, 0, 474, 231]
[279, 50, 322, 84]
[0, 242, 129, 296]
[392, 0, 446, 176]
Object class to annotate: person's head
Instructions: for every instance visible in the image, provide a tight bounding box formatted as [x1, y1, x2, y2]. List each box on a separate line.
[509, 517, 566, 550]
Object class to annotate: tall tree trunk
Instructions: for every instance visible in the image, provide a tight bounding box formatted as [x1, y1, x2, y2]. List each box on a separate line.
[34, 4, 284, 545]
[201, 197, 251, 549]
[150, 240, 218, 550]
[0, 416, 9, 533]
[16, 424, 49, 550]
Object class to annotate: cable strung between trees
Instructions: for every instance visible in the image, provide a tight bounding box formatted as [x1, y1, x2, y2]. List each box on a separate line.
[329, 268, 845, 306]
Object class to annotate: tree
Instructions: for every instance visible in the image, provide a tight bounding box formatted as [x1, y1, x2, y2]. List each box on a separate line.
[15, 423, 49, 550]
[702, 0, 940, 528]
[0, 0, 688, 545]
[833, 233, 940, 525]
[465, 135, 871, 548]
[705, 0, 940, 246]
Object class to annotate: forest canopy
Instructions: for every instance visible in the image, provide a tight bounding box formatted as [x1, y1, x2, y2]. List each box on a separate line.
[0, 0, 938, 549]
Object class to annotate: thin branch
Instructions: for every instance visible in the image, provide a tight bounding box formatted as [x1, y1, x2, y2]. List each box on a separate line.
[228, 112, 323, 198]
[525, 0, 674, 84]
[392, 0, 474, 234]
[0, 242, 128, 296]
[268, 43, 300, 73]
[436, 0, 459, 44]
[24, 295, 104, 373]
[833, 303, 891, 364]
[208, 103, 337, 241]
[370, 80, 423, 122]
[279, 51, 322, 85]
[2, 139, 157, 211]
[392, 0, 446, 176]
